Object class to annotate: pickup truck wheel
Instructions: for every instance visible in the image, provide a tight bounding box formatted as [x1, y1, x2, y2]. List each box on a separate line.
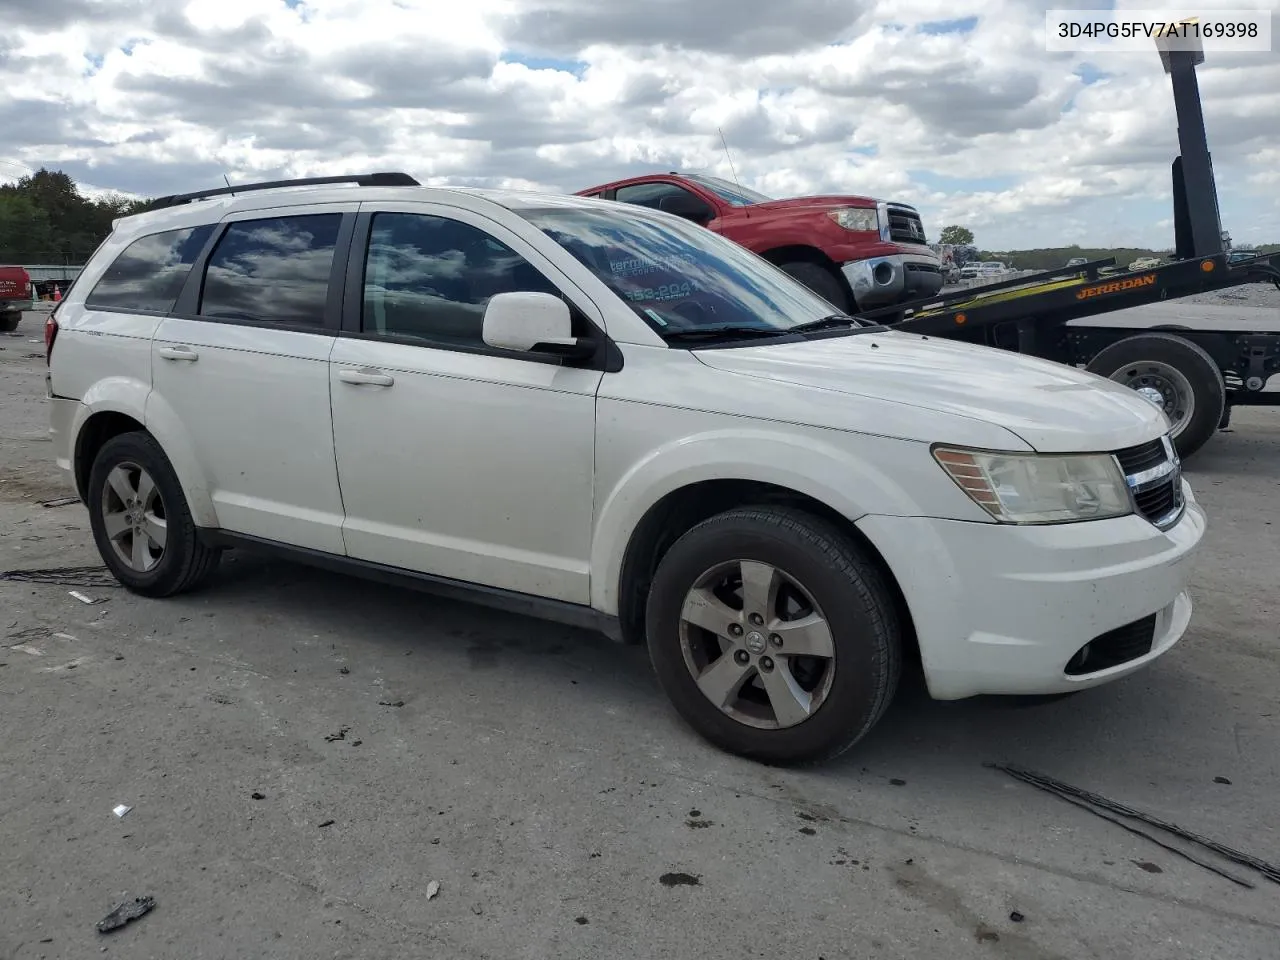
[1085, 332, 1224, 459]
[87, 431, 221, 597]
[0, 311, 21, 333]
[778, 262, 851, 314]
[644, 507, 902, 766]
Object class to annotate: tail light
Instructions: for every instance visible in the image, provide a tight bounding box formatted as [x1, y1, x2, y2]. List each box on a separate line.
[44, 307, 60, 364]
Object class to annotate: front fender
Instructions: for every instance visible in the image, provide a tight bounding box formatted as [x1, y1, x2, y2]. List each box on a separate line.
[589, 424, 957, 615]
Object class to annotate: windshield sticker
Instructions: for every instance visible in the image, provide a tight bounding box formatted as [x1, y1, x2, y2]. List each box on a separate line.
[624, 282, 694, 303]
[644, 308, 668, 327]
[610, 253, 697, 279]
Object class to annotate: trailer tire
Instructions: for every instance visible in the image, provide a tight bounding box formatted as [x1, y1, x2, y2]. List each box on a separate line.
[1086, 332, 1225, 459]
[0, 311, 21, 333]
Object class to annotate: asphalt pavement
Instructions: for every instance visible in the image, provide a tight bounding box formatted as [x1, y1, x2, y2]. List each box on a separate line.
[2, 309, 1278, 959]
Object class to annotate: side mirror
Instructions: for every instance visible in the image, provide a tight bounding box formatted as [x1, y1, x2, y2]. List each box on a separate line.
[482, 291, 595, 360]
[658, 193, 714, 224]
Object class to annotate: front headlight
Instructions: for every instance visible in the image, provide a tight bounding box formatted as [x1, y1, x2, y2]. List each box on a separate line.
[828, 207, 879, 232]
[933, 447, 1133, 524]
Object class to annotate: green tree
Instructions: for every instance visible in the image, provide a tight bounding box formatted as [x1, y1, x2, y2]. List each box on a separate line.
[939, 224, 975, 246]
[0, 193, 60, 262]
[0, 167, 153, 263]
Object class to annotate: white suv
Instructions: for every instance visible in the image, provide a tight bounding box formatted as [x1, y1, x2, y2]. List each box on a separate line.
[45, 173, 1205, 765]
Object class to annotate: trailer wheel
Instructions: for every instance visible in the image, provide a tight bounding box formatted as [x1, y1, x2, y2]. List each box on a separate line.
[0, 311, 21, 333]
[1086, 332, 1225, 459]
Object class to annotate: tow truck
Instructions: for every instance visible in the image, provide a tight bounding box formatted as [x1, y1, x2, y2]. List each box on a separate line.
[853, 34, 1279, 460]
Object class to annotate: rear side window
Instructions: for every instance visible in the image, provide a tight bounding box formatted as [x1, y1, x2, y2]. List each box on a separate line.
[85, 224, 214, 313]
[200, 213, 342, 327]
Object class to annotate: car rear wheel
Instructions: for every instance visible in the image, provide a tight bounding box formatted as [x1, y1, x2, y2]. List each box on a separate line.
[644, 506, 902, 765]
[87, 431, 221, 596]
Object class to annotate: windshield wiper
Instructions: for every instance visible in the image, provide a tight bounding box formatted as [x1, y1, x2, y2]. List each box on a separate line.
[661, 325, 793, 342]
[790, 313, 885, 335]
[790, 314, 857, 334]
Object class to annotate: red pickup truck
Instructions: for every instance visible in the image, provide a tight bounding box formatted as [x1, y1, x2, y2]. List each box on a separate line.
[575, 172, 944, 313]
[0, 266, 33, 332]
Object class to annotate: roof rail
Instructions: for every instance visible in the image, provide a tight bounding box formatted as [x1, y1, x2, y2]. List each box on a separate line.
[146, 172, 421, 211]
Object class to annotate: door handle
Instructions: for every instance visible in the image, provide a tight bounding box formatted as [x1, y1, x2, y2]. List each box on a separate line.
[337, 368, 394, 387]
[157, 346, 199, 361]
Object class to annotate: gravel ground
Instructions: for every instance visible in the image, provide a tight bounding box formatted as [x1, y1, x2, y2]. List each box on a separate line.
[2, 310, 1279, 960]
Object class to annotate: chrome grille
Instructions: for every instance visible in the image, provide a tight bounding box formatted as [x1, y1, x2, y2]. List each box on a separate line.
[1113, 435, 1184, 528]
[885, 204, 926, 245]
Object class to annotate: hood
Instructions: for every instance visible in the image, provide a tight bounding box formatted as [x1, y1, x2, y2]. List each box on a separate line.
[748, 194, 878, 213]
[693, 331, 1169, 453]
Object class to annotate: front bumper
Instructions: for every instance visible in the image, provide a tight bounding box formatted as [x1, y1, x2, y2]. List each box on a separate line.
[857, 480, 1206, 700]
[841, 254, 944, 310]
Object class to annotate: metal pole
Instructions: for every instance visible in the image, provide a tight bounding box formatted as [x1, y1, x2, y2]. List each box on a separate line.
[1157, 25, 1224, 259]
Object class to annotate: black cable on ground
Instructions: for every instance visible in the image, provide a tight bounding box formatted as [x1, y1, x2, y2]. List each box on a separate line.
[988, 762, 1280, 886]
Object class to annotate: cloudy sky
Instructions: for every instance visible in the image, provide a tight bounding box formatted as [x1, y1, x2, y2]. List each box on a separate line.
[1, 0, 1277, 250]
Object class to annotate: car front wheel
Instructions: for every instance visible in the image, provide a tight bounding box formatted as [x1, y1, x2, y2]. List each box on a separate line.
[644, 507, 903, 765]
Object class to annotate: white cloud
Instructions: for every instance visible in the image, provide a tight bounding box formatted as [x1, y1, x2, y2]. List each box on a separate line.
[0, 0, 1276, 249]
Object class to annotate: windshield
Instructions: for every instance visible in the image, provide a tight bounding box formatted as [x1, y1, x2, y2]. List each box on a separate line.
[681, 173, 774, 207]
[522, 205, 846, 339]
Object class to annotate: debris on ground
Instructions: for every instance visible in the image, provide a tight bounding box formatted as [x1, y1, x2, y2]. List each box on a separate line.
[324, 726, 351, 742]
[251, 792, 266, 800]
[378, 699, 405, 708]
[318, 819, 335, 828]
[112, 804, 132, 819]
[96, 896, 155, 934]
[69, 590, 107, 605]
[988, 762, 1280, 888]
[426, 880, 441, 900]
[339, 667, 350, 674]
[889, 778, 907, 786]
[659, 872, 701, 887]
[1214, 776, 1233, 785]
[1010, 911, 1025, 923]
[0, 566, 118, 588]
[39, 496, 80, 508]
[575, 916, 589, 924]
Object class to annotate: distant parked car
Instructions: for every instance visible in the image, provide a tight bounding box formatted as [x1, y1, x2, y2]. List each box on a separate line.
[1228, 248, 1260, 264]
[1128, 257, 1163, 271]
[0, 264, 33, 331]
[1065, 257, 1088, 268]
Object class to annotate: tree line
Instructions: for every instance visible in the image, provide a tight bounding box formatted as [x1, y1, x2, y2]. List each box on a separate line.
[0, 168, 151, 265]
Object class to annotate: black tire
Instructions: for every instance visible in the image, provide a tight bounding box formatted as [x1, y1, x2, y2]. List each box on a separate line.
[778, 261, 852, 313]
[1085, 332, 1225, 460]
[86, 431, 221, 597]
[0, 311, 20, 333]
[644, 506, 902, 766]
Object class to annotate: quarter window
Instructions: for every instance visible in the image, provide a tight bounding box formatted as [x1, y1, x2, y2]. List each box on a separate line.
[361, 212, 561, 348]
[85, 224, 214, 313]
[199, 213, 342, 326]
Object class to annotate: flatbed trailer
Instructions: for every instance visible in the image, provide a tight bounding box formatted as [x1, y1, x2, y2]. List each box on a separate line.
[852, 34, 1279, 460]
